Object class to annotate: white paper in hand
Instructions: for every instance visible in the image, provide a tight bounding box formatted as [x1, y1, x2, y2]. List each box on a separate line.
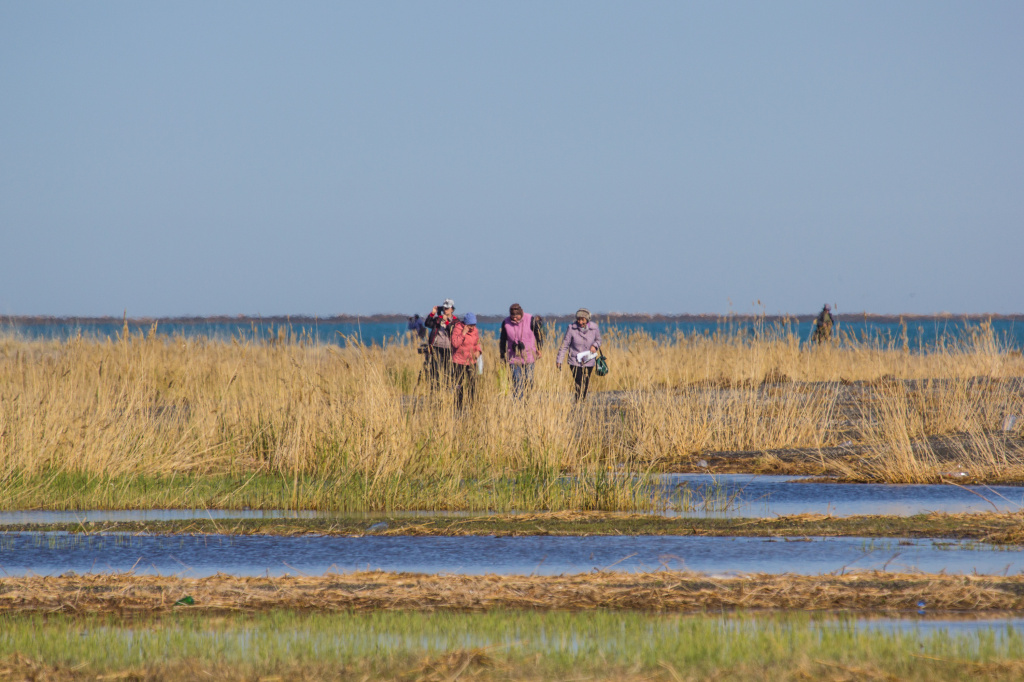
[576, 351, 597, 364]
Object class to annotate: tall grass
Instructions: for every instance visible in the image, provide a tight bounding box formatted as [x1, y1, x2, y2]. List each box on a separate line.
[0, 322, 1021, 509]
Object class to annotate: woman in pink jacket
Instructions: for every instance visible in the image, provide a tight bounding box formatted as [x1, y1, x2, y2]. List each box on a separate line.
[451, 312, 483, 409]
[555, 308, 602, 402]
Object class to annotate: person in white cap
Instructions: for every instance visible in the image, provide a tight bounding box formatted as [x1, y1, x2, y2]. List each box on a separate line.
[424, 299, 459, 388]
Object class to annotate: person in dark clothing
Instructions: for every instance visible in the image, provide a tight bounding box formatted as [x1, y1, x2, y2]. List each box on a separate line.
[424, 299, 458, 388]
[407, 314, 426, 340]
[811, 304, 834, 344]
[499, 303, 544, 399]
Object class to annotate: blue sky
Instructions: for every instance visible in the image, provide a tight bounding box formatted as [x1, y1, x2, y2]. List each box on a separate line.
[2, 2, 1021, 317]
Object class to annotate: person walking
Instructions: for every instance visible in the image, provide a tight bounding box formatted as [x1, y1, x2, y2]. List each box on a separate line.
[424, 299, 458, 388]
[555, 308, 602, 402]
[811, 304, 834, 344]
[499, 303, 544, 399]
[451, 312, 483, 409]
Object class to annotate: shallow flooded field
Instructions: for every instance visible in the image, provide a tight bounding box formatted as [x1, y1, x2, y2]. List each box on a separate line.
[2, 531, 1023, 577]
[3, 608, 1024, 681]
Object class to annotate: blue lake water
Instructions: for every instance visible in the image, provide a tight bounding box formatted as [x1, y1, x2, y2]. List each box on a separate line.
[0, 532, 1019, 577]
[3, 317, 1020, 350]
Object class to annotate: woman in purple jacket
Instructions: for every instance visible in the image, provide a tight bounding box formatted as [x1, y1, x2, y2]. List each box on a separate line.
[555, 308, 602, 402]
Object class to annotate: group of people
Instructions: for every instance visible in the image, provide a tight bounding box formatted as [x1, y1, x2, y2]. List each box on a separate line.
[408, 301, 603, 406]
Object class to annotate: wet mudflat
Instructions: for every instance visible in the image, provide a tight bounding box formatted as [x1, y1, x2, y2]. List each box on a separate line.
[2, 532, 1024, 577]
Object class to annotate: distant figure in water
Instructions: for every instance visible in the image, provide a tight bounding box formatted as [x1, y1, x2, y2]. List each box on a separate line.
[811, 304, 834, 344]
[407, 313, 426, 340]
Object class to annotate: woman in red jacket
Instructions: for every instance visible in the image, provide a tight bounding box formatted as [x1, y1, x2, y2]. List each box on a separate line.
[451, 312, 483, 409]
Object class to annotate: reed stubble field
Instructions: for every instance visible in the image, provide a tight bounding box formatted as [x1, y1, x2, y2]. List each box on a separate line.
[1, 322, 1022, 511]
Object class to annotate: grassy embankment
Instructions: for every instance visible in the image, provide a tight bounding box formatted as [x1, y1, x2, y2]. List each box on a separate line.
[0, 321, 1021, 511]
[2, 608, 1024, 681]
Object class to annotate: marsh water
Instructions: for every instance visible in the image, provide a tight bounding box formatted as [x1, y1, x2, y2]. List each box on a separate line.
[1, 532, 1022, 577]
[655, 474, 1024, 516]
[2, 475, 1021, 525]
[3, 476, 1022, 578]
[6, 317, 1021, 349]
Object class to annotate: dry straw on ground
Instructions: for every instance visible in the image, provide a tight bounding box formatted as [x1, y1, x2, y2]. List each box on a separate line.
[3, 571, 1024, 614]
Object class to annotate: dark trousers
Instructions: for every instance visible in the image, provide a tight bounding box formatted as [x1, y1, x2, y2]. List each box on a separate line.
[454, 363, 476, 409]
[571, 365, 594, 402]
[428, 348, 453, 389]
[509, 362, 534, 400]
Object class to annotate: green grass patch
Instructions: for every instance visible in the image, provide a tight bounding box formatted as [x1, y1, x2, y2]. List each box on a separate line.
[1, 609, 1023, 680]
[0, 469, 661, 513]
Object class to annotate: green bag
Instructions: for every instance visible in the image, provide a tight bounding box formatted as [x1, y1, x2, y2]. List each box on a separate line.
[594, 350, 609, 377]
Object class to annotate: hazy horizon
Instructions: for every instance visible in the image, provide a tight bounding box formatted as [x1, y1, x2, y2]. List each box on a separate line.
[5, 309, 1022, 320]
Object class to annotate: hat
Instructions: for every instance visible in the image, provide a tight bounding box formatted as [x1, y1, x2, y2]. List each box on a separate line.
[509, 303, 523, 315]
[575, 308, 591, 321]
[442, 298, 455, 310]
[823, 304, 831, 311]
[464, 312, 477, 325]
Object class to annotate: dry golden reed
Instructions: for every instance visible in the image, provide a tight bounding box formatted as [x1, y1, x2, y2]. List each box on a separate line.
[0, 321, 1021, 496]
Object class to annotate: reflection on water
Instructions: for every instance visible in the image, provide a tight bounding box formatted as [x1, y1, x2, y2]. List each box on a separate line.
[657, 474, 1024, 517]
[1, 532, 1022, 577]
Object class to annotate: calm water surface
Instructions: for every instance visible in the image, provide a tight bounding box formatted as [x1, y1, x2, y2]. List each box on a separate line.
[657, 474, 1024, 517]
[5, 318, 1020, 349]
[1, 533, 1020, 577]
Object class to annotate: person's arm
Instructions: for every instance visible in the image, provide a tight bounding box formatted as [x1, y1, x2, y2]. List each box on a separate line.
[498, 324, 508, 362]
[590, 324, 602, 353]
[556, 327, 572, 366]
[451, 323, 465, 349]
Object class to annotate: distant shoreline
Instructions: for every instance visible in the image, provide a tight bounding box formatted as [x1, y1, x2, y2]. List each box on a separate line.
[4, 313, 1023, 326]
